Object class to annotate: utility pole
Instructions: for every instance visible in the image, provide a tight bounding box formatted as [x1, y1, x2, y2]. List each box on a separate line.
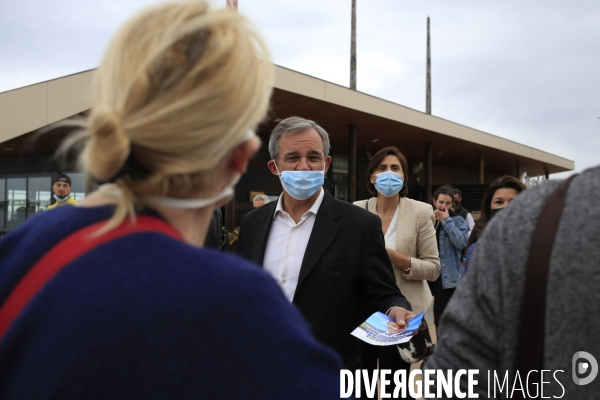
[426, 16, 431, 114]
[350, 0, 357, 90]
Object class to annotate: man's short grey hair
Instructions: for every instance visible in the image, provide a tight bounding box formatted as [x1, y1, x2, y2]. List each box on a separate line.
[268, 116, 331, 161]
[252, 194, 270, 203]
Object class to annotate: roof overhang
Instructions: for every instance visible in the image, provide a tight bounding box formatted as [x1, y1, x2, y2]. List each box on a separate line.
[0, 66, 574, 176]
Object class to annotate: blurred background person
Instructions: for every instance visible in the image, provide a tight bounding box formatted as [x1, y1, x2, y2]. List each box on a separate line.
[464, 176, 526, 271]
[204, 209, 222, 249]
[354, 146, 440, 396]
[0, 2, 342, 399]
[452, 188, 474, 238]
[252, 193, 270, 209]
[46, 173, 78, 210]
[429, 185, 468, 329]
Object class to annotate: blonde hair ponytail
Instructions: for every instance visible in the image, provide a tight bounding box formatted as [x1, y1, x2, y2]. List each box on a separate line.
[62, 1, 273, 231]
[84, 106, 130, 183]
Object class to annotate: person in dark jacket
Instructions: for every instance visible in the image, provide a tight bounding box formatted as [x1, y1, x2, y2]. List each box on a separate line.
[237, 116, 414, 372]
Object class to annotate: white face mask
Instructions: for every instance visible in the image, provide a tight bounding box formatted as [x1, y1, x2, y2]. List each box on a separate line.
[141, 129, 253, 210]
[143, 174, 240, 210]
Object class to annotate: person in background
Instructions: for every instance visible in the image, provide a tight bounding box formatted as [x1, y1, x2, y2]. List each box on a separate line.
[0, 3, 342, 398]
[353, 146, 440, 395]
[46, 173, 78, 210]
[237, 116, 414, 373]
[464, 176, 526, 272]
[425, 168, 600, 398]
[204, 209, 222, 249]
[452, 188, 475, 238]
[252, 194, 270, 209]
[429, 185, 468, 328]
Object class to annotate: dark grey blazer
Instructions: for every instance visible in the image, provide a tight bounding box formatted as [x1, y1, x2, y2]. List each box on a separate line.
[237, 189, 411, 368]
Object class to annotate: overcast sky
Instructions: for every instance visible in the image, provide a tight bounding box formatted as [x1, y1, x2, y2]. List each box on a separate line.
[1, 0, 599, 178]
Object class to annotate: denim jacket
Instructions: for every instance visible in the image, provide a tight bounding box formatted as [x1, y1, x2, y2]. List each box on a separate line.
[438, 215, 468, 289]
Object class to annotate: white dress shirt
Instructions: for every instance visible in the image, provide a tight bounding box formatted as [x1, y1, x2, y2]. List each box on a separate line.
[465, 212, 475, 238]
[263, 189, 325, 302]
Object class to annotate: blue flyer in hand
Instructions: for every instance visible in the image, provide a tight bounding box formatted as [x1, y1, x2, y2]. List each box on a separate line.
[350, 311, 425, 346]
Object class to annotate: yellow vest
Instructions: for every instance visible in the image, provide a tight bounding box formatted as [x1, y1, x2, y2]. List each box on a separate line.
[46, 196, 78, 210]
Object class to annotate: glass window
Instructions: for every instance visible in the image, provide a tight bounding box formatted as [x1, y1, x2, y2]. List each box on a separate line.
[7, 178, 27, 229]
[331, 155, 349, 201]
[66, 172, 86, 201]
[29, 176, 52, 216]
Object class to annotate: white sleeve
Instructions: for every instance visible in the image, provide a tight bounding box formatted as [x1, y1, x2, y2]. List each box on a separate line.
[466, 213, 475, 237]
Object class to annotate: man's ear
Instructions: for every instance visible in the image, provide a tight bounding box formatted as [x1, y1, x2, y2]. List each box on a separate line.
[267, 160, 280, 176]
[227, 136, 260, 175]
[323, 155, 332, 174]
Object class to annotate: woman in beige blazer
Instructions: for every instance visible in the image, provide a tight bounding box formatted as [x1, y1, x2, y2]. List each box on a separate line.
[354, 146, 440, 394]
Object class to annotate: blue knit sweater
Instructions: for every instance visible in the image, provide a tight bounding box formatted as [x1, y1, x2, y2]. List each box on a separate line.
[0, 205, 343, 399]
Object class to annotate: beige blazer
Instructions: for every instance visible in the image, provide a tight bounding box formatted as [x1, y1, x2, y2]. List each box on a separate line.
[354, 197, 441, 314]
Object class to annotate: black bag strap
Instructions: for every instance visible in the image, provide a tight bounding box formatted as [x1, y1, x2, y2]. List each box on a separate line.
[515, 174, 577, 386]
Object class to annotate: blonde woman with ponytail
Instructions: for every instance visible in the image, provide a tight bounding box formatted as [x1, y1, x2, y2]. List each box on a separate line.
[0, 2, 342, 398]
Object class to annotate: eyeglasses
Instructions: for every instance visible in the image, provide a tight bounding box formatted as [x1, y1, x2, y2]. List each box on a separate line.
[280, 155, 325, 165]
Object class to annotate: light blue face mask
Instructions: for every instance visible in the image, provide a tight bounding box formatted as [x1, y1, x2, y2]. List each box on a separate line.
[374, 171, 404, 197]
[274, 162, 325, 201]
[53, 194, 70, 202]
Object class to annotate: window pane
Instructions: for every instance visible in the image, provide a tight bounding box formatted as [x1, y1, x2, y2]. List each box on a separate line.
[29, 176, 52, 216]
[7, 178, 26, 229]
[331, 155, 348, 201]
[66, 172, 86, 201]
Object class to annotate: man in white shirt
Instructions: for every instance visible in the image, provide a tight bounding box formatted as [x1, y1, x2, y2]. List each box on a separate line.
[237, 116, 414, 370]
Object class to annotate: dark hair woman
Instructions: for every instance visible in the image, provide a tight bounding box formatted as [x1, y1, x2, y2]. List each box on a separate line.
[464, 175, 526, 271]
[354, 146, 440, 396]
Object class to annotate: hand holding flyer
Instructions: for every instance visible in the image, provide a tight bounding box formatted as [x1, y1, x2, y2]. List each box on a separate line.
[351, 311, 425, 346]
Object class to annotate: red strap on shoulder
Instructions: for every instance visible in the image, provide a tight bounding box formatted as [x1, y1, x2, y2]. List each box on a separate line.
[0, 215, 182, 342]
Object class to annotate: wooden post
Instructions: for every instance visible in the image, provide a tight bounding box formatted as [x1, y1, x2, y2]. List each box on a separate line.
[426, 16, 431, 115]
[425, 143, 432, 202]
[350, 0, 357, 90]
[479, 154, 485, 184]
[348, 124, 357, 202]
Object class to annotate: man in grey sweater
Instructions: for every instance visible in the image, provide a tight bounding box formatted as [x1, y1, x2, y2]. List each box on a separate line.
[424, 166, 600, 398]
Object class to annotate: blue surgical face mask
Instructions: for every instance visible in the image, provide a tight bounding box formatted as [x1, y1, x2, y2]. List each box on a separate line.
[274, 162, 325, 201]
[53, 193, 70, 202]
[374, 171, 403, 197]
